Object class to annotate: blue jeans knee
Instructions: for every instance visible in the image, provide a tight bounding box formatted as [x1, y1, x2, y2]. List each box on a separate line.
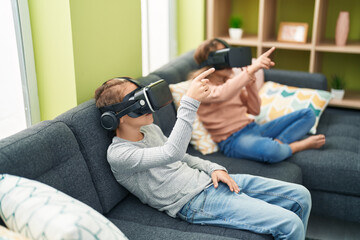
[258, 140, 292, 163]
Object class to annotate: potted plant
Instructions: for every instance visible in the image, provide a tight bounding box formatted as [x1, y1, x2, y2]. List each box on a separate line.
[330, 74, 346, 100]
[229, 16, 243, 40]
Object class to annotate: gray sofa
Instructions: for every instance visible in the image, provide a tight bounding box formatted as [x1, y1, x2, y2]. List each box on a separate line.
[0, 50, 359, 239]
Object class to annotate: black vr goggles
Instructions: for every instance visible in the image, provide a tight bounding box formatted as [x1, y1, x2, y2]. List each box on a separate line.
[99, 78, 173, 131]
[199, 46, 252, 70]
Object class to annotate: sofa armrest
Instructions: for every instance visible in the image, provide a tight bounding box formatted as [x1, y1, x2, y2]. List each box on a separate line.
[264, 69, 328, 90]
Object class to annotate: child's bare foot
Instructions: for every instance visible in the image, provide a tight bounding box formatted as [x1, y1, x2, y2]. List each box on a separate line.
[304, 135, 326, 149]
[289, 134, 326, 154]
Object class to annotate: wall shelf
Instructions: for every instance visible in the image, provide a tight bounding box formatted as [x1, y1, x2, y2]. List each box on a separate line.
[221, 35, 259, 47]
[315, 41, 360, 54]
[262, 41, 312, 51]
[206, 0, 360, 109]
[328, 90, 360, 109]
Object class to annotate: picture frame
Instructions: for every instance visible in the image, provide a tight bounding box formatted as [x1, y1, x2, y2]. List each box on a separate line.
[277, 22, 309, 43]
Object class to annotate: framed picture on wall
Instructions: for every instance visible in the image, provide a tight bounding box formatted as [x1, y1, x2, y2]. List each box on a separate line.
[277, 22, 309, 43]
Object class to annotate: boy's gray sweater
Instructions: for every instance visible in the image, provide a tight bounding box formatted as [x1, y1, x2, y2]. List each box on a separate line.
[107, 96, 226, 218]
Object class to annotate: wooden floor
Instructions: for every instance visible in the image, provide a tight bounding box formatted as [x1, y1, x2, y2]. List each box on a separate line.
[306, 214, 360, 240]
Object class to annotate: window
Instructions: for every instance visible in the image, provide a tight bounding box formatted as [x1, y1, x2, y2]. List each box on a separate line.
[141, 0, 177, 76]
[0, 0, 39, 139]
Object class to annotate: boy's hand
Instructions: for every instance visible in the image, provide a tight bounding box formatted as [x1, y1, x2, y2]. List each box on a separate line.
[186, 68, 215, 101]
[211, 170, 240, 193]
[248, 47, 276, 75]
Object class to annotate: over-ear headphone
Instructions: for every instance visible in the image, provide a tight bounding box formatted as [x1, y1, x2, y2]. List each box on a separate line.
[100, 112, 119, 131]
[104, 77, 142, 88]
[214, 38, 230, 48]
[99, 92, 145, 131]
[98, 78, 173, 131]
[99, 77, 142, 131]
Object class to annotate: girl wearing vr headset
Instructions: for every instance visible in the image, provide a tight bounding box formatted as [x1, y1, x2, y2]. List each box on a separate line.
[94, 69, 311, 240]
[192, 38, 325, 163]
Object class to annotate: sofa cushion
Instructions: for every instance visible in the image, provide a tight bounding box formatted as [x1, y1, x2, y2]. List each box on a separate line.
[55, 100, 128, 214]
[187, 145, 302, 184]
[0, 174, 128, 240]
[110, 219, 242, 240]
[0, 121, 102, 213]
[106, 194, 272, 240]
[289, 108, 360, 197]
[310, 189, 360, 223]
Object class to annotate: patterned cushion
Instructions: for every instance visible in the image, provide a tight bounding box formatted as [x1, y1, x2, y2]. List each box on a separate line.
[169, 80, 219, 155]
[254, 81, 332, 134]
[0, 226, 29, 240]
[0, 174, 128, 240]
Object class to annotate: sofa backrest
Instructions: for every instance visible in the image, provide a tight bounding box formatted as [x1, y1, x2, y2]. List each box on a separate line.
[150, 50, 198, 84]
[0, 120, 103, 213]
[55, 99, 129, 214]
[264, 69, 328, 90]
[138, 50, 199, 136]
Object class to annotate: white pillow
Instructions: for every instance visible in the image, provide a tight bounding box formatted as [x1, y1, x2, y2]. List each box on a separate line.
[0, 225, 29, 240]
[0, 174, 128, 240]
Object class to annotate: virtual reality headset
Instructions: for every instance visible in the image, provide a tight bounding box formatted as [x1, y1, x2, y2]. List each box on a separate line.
[99, 78, 173, 131]
[199, 47, 252, 70]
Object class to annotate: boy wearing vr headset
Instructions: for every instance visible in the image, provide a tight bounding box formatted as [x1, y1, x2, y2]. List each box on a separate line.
[193, 38, 325, 163]
[94, 68, 311, 240]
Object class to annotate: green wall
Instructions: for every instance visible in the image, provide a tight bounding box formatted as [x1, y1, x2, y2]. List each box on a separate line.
[325, 0, 360, 41]
[322, 0, 360, 90]
[70, 0, 142, 104]
[30, 0, 200, 120]
[276, 0, 315, 40]
[28, 0, 142, 120]
[177, 0, 206, 55]
[322, 53, 360, 91]
[231, 0, 259, 35]
[28, 0, 77, 121]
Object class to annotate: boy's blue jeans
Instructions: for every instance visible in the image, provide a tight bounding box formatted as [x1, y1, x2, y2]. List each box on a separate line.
[218, 108, 316, 163]
[178, 174, 311, 240]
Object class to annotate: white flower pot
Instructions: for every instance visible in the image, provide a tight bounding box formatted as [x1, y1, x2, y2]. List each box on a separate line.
[229, 28, 243, 40]
[331, 89, 345, 100]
